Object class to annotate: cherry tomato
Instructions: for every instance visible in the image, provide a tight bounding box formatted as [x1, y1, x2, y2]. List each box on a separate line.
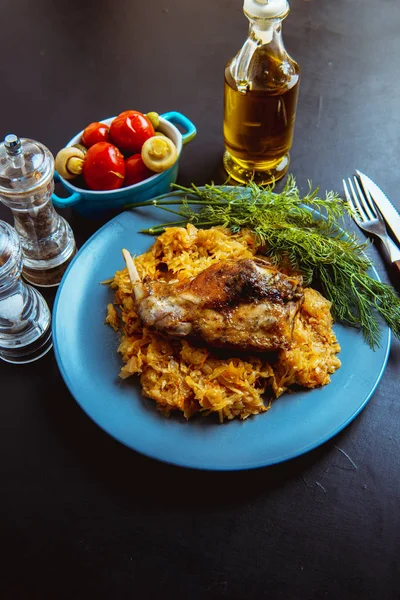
[81, 122, 110, 147]
[83, 142, 125, 191]
[110, 110, 155, 154]
[124, 153, 153, 186]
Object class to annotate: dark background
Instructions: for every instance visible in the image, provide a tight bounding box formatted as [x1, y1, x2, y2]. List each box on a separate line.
[1, 1, 399, 598]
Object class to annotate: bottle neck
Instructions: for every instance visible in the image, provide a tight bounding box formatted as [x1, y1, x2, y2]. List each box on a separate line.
[230, 16, 286, 91]
[248, 16, 285, 48]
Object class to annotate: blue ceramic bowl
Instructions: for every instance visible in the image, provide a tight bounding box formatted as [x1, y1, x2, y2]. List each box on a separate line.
[52, 111, 196, 216]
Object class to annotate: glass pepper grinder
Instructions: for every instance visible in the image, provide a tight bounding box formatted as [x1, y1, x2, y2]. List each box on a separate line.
[223, 0, 300, 184]
[0, 220, 52, 363]
[0, 134, 76, 287]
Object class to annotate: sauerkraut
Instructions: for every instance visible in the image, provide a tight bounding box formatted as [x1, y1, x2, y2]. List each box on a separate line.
[106, 225, 341, 421]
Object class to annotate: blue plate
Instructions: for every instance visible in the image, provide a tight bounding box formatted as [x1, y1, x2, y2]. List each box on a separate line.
[52, 204, 391, 470]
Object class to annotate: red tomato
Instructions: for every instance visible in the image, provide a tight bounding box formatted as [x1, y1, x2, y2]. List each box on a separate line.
[125, 154, 153, 186]
[110, 110, 155, 154]
[81, 122, 110, 147]
[83, 142, 125, 191]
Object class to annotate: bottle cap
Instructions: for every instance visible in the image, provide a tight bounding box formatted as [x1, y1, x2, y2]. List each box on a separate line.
[243, 0, 289, 20]
[0, 135, 54, 196]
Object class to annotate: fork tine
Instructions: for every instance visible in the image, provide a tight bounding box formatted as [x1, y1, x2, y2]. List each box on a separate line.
[342, 179, 358, 215]
[347, 177, 368, 220]
[353, 176, 375, 220]
[356, 175, 378, 218]
[342, 179, 353, 206]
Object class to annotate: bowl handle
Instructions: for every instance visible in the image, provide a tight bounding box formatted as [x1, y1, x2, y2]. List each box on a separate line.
[160, 111, 197, 145]
[52, 171, 83, 208]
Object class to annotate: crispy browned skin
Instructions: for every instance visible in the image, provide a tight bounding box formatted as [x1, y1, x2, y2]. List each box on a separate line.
[134, 258, 304, 352]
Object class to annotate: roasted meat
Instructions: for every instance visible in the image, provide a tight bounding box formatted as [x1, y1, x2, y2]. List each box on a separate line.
[122, 250, 304, 352]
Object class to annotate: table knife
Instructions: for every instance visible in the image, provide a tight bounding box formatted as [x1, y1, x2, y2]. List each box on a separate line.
[356, 170, 400, 247]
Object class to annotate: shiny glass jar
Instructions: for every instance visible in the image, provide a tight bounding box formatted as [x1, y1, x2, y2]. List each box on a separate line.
[0, 134, 76, 287]
[0, 220, 52, 363]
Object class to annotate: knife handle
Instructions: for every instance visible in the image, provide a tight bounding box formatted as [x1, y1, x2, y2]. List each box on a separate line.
[382, 234, 400, 263]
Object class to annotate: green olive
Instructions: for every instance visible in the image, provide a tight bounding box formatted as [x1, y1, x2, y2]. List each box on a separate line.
[141, 136, 178, 173]
[146, 111, 160, 130]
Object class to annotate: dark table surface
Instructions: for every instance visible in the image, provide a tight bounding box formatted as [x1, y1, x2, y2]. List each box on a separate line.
[1, 1, 399, 598]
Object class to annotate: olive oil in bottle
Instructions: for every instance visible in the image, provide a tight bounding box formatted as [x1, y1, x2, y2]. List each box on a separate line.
[223, 0, 300, 184]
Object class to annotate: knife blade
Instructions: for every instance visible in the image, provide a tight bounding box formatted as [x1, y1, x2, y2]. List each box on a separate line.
[356, 170, 400, 246]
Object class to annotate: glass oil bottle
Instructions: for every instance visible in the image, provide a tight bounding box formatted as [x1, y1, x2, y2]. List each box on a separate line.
[223, 0, 300, 184]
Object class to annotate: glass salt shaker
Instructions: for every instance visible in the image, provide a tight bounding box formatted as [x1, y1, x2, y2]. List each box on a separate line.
[0, 134, 76, 287]
[0, 220, 52, 363]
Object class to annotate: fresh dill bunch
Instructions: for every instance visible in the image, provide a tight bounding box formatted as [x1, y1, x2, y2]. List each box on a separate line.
[128, 175, 400, 349]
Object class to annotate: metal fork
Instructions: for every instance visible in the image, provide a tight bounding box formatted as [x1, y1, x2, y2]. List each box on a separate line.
[343, 176, 400, 270]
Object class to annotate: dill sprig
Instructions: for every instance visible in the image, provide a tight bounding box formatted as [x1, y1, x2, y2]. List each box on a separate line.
[127, 175, 400, 349]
